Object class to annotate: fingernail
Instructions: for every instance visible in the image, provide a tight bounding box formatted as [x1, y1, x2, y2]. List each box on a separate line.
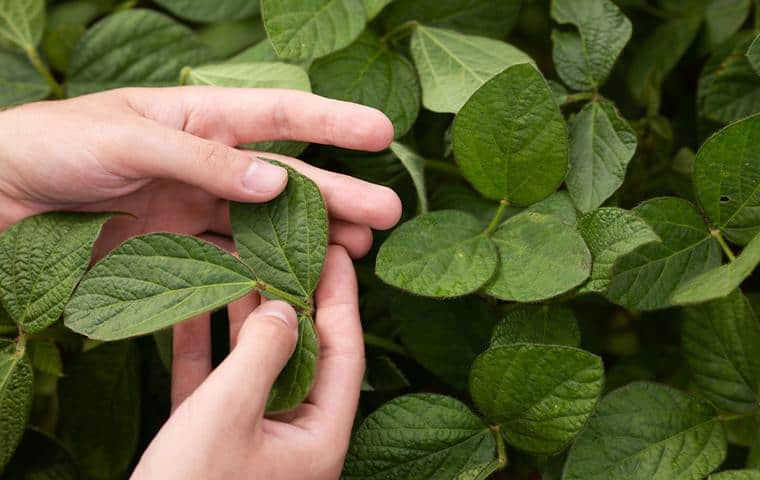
[242, 159, 288, 194]
[252, 301, 297, 330]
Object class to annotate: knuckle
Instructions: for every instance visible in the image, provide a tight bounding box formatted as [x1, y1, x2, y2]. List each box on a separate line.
[272, 96, 293, 139]
[195, 142, 236, 172]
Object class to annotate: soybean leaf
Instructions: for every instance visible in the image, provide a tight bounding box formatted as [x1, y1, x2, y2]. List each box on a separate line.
[470, 344, 603, 454]
[197, 18, 267, 58]
[3, 428, 78, 480]
[0, 340, 33, 470]
[343, 394, 497, 480]
[525, 191, 579, 226]
[0, 49, 50, 107]
[693, 113, 760, 244]
[231, 164, 328, 303]
[453, 63, 568, 205]
[551, 0, 632, 91]
[0, 212, 111, 334]
[375, 210, 498, 298]
[42, 1, 102, 74]
[310, 32, 420, 137]
[566, 99, 637, 213]
[229, 38, 312, 69]
[704, 0, 752, 48]
[267, 316, 318, 412]
[577, 207, 660, 294]
[563, 382, 727, 480]
[67, 9, 214, 97]
[710, 471, 760, 479]
[431, 184, 501, 228]
[410, 25, 533, 113]
[605, 197, 721, 311]
[681, 290, 760, 413]
[485, 212, 591, 302]
[64, 234, 255, 340]
[181, 61, 310, 90]
[366, 356, 410, 391]
[58, 341, 139, 480]
[0, 0, 44, 50]
[363, 0, 392, 19]
[153, 0, 260, 23]
[260, 0, 366, 61]
[389, 142, 427, 213]
[491, 304, 581, 348]
[749, 34, 760, 75]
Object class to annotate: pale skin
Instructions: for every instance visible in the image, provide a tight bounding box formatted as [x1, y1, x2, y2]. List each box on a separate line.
[0, 87, 403, 479]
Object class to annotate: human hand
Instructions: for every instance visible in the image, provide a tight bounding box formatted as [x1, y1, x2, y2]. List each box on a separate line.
[0, 88, 401, 257]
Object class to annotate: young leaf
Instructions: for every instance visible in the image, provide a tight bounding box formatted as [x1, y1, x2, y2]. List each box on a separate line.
[389, 142, 427, 213]
[485, 212, 591, 302]
[749, 34, 760, 75]
[453, 63, 569, 205]
[67, 9, 214, 97]
[565, 99, 638, 213]
[491, 304, 581, 348]
[375, 210, 498, 298]
[342, 394, 498, 479]
[551, 0, 632, 91]
[310, 32, 420, 137]
[231, 163, 328, 303]
[577, 207, 660, 294]
[710, 471, 760, 480]
[605, 197, 721, 311]
[563, 382, 727, 480]
[0, 340, 33, 470]
[3, 428, 78, 479]
[0, 212, 111, 334]
[181, 61, 310, 90]
[363, 0, 393, 20]
[693, 113, 760, 245]
[470, 344, 603, 454]
[65, 234, 255, 340]
[153, 0, 260, 23]
[0, 0, 44, 50]
[267, 315, 318, 412]
[410, 25, 532, 113]
[260, 0, 366, 61]
[681, 290, 760, 413]
[0, 49, 50, 107]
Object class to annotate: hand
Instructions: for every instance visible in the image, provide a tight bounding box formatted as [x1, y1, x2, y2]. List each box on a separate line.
[0, 88, 401, 257]
[132, 246, 364, 480]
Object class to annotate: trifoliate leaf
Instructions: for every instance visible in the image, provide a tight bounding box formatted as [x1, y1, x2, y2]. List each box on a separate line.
[749, 34, 760, 75]
[0, 0, 44, 50]
[491, 304, 580, 348]
[0, 340, 32, 470]
[153, 0, 259, 23]
[267, 315, 318, 412]
[389, 142, 427, 213]
[3, 429, 78, 480]
[0, 49, 50, 107]
[181, 61, 310, 90]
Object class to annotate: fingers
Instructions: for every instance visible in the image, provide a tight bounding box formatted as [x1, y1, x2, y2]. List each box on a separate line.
[330, 221, 373, 259]
[228, 291, 261, 349]
[171, 313, 211, 412]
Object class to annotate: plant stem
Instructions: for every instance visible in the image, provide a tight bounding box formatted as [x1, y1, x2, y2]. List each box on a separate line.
[381, 20, 418, 45]
[25, 46, 64, 99]
[424, 159, 460, 177]
[363, 333, 407, 356]
[15, 329, 27, 357]
[711, 229, 736, 262]
[254, 281, 313, 314]
[719, 411, 757, 422]
[484, 199, 510, 235]
[491, 425, 508, 469]
[563, 91, 594, 106]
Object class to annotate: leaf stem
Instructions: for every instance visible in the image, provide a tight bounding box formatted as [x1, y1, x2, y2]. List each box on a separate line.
[15, 329, 27, 357]
[563, 91, 595, 106]
[718, 411, 757, 422]
[490, 425, 508, 469]
[424, 159, 460, 177]
[381, 20, 418, 45]
[25, 46, 64, 99]
[179, 66, 192, 86]
[254, 281, 313, 314]
[484, 199, 510, 236]
[711, 229, 736, 262]
[363, 333, 408, 357]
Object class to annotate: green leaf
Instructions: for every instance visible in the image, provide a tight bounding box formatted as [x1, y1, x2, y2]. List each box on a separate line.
[605, 197, 721, 311]
[577, 207, 660, 294]
[0, 0, 44, 50]
[366, 355, 410, 391]
[710, 471, 760, 480]
[197, 18, 267, 58]
[153, 0, 260, 23]
[693, 113, 760, 244]
[260, 0, 366, 61]
[231, 163, 328, 303]
[58, 341, 139, 480]
[453, 63, 569, 204]
[229, 38, 312, 68]
[563, 382, 727, 480]
[470, 344, 603, 454]
[704, 0, 752, 48]
[310, 31, 420, 137]
[565, 99, 637, 213]
[267, 315, 318, 412]
[0, 340, 32, 470]
[67, 9, 214, 97]
[681, 290, 760, 413]
[491, 304, 580, 348]
[3, 429, 78, 480]
[343, 394, 498, 480]
[182, 61, 310, 90]
[485, 212, 591, 302]
[0, 212, 111, 334]
[389, 142, 427, 213]
[0, 48, 50, 107]
[409, 25, 533, 113]
[550, 0, 632, 91]
[363, 0, 393, 19]
[375, 210, 498, 298]
[525, 191, 579, 226]
[749, 34, 760, 75]
[65, 234, 255, 340]
[431, 184, 501, 228]
[42, 0, 102, 73]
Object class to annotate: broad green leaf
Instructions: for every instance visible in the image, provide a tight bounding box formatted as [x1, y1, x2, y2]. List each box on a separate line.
[710, 471, 760, 479]
[491, 304, 580, 348]
[0, 0, 44, 50]
[3, 429, 78, 480]
[229, 38, 312, 68]
[42, 0, 102, 73]
[267, 315, 318, 412]
[453, 63, 569, 204]
[310, 32, 420, 137]
[551, 0, 632, 91]
[0, 49, 50, 107]
[431, 184, 501, 228]
[67, 9, 214, 97]
[197, 18, 267, 58]
[485, 212, 591, 302]
[693, 113, 760, 244]
[525, 190, 579, 226]
[65, 234, 255, 340]
[366, 355, 410, 391]
[260, 0, 366, 61]
[375, 210, 498, 298]
[231, 164, 328, 302]
[410, 25, 533, 113]
[363, 0, 392, 19]
[343, 394, 497, 479]
[153, 0, 260, 23]
[577, 207, 660, 294]
[0, 340, 32, 470]
[681, 290, 760, 413]
[749, 34, 760, 75]
[181, 61, 310, 90]
[58, 341, 139, 480]
[470, 344, 603, 454]
[698, 32, 760, 124]
[0, 212, 111, 334]
[704, 0, 751, 48]
[566, 99, 637, 213]
[605, 197, 721, 311]
[395, 295, 497, 390]
[563, 382, 727, 480]
[389, 142, 427, 213]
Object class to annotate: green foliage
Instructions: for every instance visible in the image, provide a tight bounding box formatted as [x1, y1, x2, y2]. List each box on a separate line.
[0, 0, 44, 50]
[0, 340, 32, 470]
[491, 304, 580, 348]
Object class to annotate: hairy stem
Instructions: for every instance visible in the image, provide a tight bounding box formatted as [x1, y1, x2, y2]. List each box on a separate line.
[484, 199, 510, 236]
[491, 425, 508, 469]
[711, 229, 736, 262]
[562, 91, 594, 106]
[25, 46, 64, 99]
[254, 281, 312, 314]
[15, 329, 26, 357]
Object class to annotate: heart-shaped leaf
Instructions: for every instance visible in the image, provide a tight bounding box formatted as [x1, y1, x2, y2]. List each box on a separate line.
[0, 0, 44, 50]
[0, 340, 33, 470]
[153, 0, 259, 23]
[491, 304, 580, 348]
[266, 315, 318, 412]
[0, 49, 50, 107]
